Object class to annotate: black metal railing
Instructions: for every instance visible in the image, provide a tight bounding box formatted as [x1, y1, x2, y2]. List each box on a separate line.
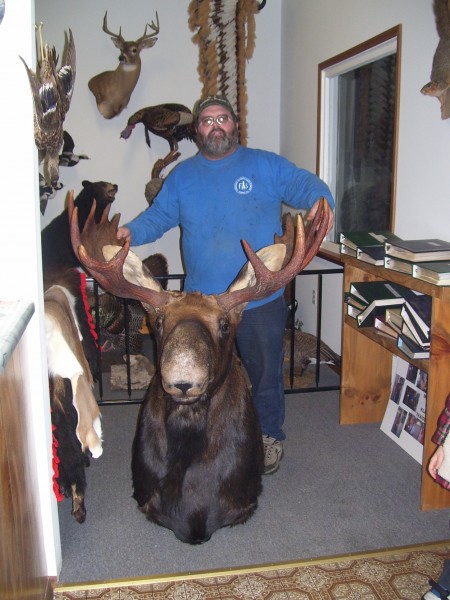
[284, 265, 343, 394]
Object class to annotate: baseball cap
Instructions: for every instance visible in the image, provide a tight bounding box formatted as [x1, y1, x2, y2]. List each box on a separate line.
[193, 95, 237, 122]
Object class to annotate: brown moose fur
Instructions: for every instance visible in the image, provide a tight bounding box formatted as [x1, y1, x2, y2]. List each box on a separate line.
[69, 195, 330, 543]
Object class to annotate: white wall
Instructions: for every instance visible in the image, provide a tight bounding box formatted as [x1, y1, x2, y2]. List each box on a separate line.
[37, 0, 282, 277]
[280, 0, 450, 350]
[281, 0, 450, 239]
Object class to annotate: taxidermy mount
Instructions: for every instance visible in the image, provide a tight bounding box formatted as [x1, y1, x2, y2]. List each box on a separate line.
[120, 103, 196, 178]
[88, 12, 159, 119]
[421, 0, 450, 119]
[20, 24, 76, 189]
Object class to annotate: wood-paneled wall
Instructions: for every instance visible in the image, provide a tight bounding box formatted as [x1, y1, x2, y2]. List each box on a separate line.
[0, 337, 53, 600]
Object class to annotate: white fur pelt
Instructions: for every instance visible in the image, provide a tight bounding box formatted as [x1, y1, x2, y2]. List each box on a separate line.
[44, 284, 102, 458]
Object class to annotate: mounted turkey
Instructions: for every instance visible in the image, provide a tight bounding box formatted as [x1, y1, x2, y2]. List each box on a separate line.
[120, 103, 196, 178]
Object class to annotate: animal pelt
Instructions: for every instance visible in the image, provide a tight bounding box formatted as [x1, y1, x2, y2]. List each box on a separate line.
[283, 329, 341, 377]
[132, 354, 263, 544]
[44, 283, 102, 459]
[50, 376, 90, 523]
[41, 180, 118, 272]
[421, 0, 450, 119]
[44, 268, 99, 379]
[110, 354, 155, 390]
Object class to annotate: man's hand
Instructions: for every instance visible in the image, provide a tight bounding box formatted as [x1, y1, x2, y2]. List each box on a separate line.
[428, 445, 445, 480]
[306, 198, 334, 234]
[117, 226, 131, 242]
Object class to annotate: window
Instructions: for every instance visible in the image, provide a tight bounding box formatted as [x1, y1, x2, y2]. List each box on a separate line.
[317, 26, 401, 242]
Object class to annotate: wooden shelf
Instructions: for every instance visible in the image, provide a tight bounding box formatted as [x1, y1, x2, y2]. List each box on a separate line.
[344, 315, 429, 372]
[339, 254, 450, 511]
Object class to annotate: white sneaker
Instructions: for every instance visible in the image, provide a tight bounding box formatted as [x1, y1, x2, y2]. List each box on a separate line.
[262, 435, 283, 474]
[422, 584, 450, 599]
[422, 592, 439, 600]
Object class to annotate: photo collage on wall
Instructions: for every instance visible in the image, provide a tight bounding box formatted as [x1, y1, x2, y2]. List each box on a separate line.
[380, 355, 428, 464]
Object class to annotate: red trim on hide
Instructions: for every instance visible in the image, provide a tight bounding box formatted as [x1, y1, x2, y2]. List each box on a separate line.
[78, 271, 99, 349]
[51, 417, 64, 502]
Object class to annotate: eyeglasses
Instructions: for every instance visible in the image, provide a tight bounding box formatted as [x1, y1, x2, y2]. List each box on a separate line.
[198, 114, 232, 127]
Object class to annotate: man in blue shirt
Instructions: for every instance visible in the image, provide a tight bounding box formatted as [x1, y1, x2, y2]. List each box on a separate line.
[118, 95, 334, 474]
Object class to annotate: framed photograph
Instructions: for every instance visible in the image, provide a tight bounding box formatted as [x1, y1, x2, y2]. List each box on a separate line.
[380, 355, 427, 464]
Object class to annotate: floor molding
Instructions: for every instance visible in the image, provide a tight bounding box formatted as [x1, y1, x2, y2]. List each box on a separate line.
[54, 539, 450, 597]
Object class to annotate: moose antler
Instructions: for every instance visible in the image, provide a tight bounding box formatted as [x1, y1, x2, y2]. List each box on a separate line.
[70, 190, 330, 314]
[68, 191, 172, 309]
[217, 199, 331, 311]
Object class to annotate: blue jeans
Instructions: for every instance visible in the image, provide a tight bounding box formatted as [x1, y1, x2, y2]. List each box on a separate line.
[236, 296, 288, 441]
[437, 558, 450, 589]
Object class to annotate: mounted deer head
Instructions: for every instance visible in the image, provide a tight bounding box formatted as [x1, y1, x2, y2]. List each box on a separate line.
[88, 12, 159, 119]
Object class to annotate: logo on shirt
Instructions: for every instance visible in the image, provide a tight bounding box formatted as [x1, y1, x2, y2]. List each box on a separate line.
[234, 176, 253, 194]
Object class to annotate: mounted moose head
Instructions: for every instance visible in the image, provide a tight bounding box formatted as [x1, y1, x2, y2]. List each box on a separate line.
[88, 12, 159, 119]
[69, 196, 330, 543]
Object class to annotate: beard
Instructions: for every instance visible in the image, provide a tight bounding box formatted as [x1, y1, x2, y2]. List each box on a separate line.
[196, 126, 239, 157]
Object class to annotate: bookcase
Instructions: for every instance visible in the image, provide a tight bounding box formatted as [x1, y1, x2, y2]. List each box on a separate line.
[321, 250, 450, 511]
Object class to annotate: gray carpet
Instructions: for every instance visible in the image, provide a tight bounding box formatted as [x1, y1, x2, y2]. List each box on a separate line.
[57, 390, 450, 583]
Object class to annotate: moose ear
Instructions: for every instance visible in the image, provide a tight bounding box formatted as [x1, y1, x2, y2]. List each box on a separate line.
[227, 244, 287, 293]
[102, 244, 163, 292]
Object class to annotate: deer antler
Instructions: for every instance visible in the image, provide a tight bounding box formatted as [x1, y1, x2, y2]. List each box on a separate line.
[68, 191, 172, 309]
[217, 199, 331, 311]
[102, 12, 124, 42]
[137, 12, 160, 44]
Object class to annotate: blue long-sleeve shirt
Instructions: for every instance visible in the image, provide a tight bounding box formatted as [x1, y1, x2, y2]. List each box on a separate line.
[127, 145, 334, 308]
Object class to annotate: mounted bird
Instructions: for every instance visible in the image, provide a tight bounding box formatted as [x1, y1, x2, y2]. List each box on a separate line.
[20, 24, 76, 189]
[120, 103, 196, 178]
[59, 131, 89, 167]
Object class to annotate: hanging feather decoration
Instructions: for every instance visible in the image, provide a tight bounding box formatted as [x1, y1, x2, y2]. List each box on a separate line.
[188, 0, 261, 145]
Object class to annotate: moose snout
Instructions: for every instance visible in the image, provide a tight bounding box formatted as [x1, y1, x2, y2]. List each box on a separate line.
[160, 321, 211, 401]
[162, 377, 208, 403]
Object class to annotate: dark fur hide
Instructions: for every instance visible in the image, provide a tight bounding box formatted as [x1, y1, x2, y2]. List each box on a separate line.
[131, 299, 264, 545]
[45, 269, 101, 523]
[41, 180, 118, 271]
[51, 377, 90, 523]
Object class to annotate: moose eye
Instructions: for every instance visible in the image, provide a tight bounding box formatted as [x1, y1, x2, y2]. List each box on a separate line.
[219, 319, 230, 334]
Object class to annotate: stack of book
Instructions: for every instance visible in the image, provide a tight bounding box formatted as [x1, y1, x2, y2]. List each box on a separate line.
[345, 280, 432, 360]
[398, 294, 432, 360]
[384, 239, 450, 286]
[339, 231, 450, 286]
[339, 231, 402, 265]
